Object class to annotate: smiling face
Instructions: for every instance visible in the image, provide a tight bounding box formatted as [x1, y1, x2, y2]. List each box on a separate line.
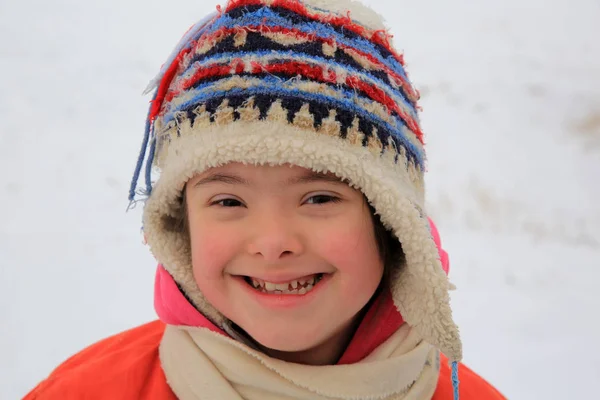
[185, 163, 384, 364]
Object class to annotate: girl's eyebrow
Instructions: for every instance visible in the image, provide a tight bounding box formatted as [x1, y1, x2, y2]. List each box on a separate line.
[193, 171, 347, 188]
[285, 171, 347, 186]
[193, 173, 249, 188]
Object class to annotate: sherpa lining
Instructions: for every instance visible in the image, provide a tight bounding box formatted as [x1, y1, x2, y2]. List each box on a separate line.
[142, 118, 461, 362]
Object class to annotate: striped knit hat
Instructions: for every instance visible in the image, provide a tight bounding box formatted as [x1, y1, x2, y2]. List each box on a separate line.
[129, 0, 462, 364]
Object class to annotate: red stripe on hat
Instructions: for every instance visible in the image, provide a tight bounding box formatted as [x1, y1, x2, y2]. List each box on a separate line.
[176, 25, 418, 104]
[172, 58, 423, 143]
[345, 75, 423, 141]
[264, 62, 422, 142]
[225, 0, 404, 67]
[264, 62, 338, 84]
[165, 63, 233, 104]
[149, 49, 193, 123]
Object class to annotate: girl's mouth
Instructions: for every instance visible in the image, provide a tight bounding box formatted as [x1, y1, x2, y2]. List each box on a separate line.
[243, 273, 325, 295]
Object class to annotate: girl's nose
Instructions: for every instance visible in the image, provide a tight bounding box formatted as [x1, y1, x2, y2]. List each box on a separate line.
[246, 214, 304, 261]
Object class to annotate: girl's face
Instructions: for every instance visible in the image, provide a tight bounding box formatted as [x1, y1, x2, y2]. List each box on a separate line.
[186, 163, 383, 364]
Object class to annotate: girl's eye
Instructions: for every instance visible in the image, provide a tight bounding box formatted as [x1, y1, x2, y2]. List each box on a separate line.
[212, 198, 244, 208]
[305, 194, 341, 205]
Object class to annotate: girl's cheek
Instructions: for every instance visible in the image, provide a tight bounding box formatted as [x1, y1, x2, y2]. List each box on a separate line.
[318, 220, 378, 257]
[318, 221, 382, 280]
[190, 224, 236, 278]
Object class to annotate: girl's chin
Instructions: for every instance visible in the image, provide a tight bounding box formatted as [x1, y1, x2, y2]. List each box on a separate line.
[247, 329, 324, 353]
[242, 319, 352, 357]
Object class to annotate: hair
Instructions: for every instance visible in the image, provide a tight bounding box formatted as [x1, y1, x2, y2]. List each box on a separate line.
[176, 187, 405, 287]
[368, 203, 404, 287]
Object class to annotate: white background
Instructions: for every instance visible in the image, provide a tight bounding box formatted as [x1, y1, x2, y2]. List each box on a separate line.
[1, 0, 599, 398]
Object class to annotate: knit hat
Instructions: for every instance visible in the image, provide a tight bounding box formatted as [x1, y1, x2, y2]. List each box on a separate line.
[129, 0, 462, 363]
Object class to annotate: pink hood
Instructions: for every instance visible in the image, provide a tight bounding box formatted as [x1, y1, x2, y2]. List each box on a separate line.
[154, 218, 450, 363]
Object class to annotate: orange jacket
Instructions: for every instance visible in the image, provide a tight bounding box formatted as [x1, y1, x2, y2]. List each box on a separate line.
[25, 320, 505, 400]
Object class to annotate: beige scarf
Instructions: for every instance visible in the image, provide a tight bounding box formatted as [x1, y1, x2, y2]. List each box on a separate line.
[160, 324, 440, 400]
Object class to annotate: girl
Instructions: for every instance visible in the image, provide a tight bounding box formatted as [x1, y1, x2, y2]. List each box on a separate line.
[26, 1, 505, 399]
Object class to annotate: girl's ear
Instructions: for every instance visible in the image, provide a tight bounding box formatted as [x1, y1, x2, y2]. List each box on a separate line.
[428, 218, 450, 276]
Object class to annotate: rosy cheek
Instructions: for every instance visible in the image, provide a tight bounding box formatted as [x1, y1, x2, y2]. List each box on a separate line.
[190, 226, 231, 279]
[317, 227, 381, 277]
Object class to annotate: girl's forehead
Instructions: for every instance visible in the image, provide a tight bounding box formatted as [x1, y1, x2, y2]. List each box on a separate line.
[189, 163, 351, 188]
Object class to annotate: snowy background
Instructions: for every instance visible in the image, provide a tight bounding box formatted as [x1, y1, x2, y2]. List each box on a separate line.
[1, 0, 599, 398]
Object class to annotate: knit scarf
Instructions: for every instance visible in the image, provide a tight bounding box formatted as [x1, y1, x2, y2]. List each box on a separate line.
[160, 323, 440, 400]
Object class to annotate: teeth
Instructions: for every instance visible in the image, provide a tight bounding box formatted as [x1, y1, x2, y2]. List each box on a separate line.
[247, 274, 324, 295]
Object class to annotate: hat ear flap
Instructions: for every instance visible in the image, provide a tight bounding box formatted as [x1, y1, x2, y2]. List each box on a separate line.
[428, 218, 449, 276]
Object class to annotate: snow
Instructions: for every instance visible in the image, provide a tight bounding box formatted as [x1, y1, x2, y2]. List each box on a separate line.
[1, 0, 599, 398]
